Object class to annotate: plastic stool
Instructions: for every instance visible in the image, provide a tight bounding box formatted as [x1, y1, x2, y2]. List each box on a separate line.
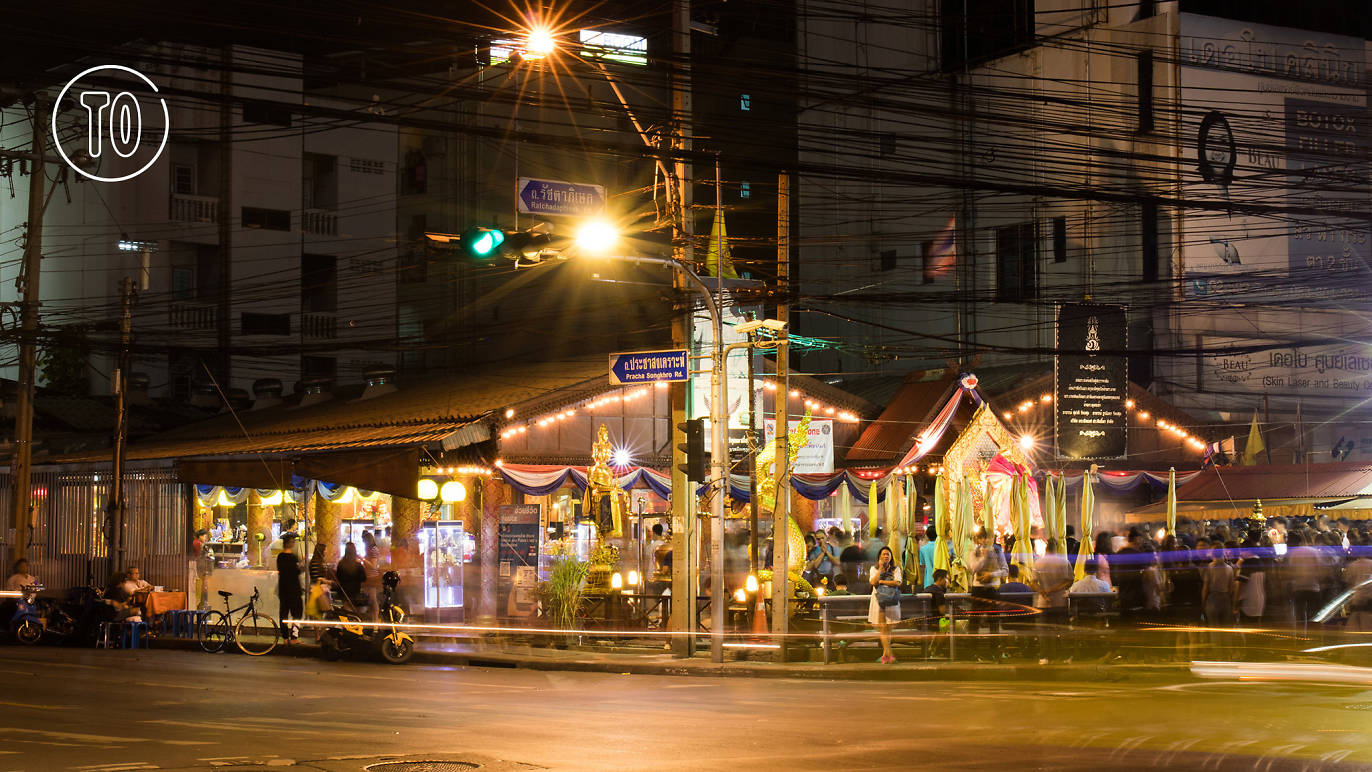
[188, 610, 210, 638]
[122, 620, 148, 649]
[169, 610, 190, 637]
[97, 621, 119, 648]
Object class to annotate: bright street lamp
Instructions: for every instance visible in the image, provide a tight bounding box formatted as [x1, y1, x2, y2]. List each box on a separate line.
[574, 219, 619, 254]
[524, 28, 557, 59]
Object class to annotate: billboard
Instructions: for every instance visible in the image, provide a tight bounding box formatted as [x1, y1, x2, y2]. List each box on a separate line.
[1055, 304, 1128, 459]
[763, 418, 835, 474]
[1200, 336, 1372, 399]
[1179, 14, 1370, 303]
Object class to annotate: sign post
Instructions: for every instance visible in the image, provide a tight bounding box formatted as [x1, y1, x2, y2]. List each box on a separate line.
[1055, 304, 1128, 459]
[517, 177, 607, 218]
[608, 349, 689, 386]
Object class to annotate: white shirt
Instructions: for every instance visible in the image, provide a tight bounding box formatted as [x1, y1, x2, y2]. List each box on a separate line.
[1070, 575, 1111, 594]
[5, 573, 39, 592]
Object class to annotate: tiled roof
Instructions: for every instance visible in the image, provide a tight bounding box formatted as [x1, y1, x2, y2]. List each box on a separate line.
[845, 372, 959, 463]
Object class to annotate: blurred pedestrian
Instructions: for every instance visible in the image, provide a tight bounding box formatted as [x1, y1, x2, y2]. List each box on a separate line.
[277, 534, 304, 641]
[868, 546, 902, 664]
[1202, 544, 1235, 626]
[968, 528, 1007, 637]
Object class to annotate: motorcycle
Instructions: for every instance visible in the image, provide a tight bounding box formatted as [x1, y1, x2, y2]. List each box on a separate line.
[319, 570, 415, 664]
[9, 584, 44, 644]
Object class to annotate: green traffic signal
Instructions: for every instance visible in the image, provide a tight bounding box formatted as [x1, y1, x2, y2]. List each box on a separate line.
[462, 228, 506, 258]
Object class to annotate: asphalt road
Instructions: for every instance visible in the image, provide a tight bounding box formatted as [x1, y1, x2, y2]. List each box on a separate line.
[1, 647, 1371, 771]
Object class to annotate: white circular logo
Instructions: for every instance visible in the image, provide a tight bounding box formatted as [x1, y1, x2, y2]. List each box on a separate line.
[50, 64, 170, 183]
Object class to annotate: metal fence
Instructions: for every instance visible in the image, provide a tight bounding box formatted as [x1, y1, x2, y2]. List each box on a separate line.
[0, 462, 188, 593]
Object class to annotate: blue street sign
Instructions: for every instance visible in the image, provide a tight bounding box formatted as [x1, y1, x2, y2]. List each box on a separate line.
[517, 177, 607, 218]
[608, 349, 689, 386]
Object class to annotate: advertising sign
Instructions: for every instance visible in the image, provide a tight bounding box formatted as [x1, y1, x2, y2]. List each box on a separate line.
[50, 65, 170, 183]
[692, 294, 763, 430]
[763, 418, 835, 474]
[1055, 304, 1128, 459]
[1179, 15, 1369, 303]
[497, 504, 540, 618]
[1201, 337, 1372, 399]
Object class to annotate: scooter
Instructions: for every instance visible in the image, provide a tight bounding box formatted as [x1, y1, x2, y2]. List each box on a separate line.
[9, 584, 44, 644]
[319, 571, 415, 664]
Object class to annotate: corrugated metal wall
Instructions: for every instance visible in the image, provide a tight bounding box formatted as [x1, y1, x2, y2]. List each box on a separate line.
[0, 463, 187, 592]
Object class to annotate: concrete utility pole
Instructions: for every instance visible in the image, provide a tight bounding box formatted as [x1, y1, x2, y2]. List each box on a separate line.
[10, 99, 46, 565]
[108, 277, 136, 574]
[668, 0, 697, 658]
[770, 172, 791, 654]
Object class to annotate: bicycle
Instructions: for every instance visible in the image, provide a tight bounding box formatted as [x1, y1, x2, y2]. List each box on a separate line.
[198, 587, 279, 656]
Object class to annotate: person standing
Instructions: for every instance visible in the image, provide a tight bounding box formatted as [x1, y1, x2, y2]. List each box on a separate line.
[1032, 540, 1073, 662]
[335, 542, 367, 610]
[1201, 545, 1236, 626]
[276, 534, 304, 641]
[1287, 531, 1323, 632]
[968, 528, 1008, 637]
[868, 546, 902, 664]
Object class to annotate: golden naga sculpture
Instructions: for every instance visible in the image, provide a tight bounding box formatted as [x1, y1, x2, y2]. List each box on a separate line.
[582, 424, 628, 538]
[756, 406, 812, 576]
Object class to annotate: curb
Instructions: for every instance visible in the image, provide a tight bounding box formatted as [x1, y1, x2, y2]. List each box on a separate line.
[150, 635, 1196, 682]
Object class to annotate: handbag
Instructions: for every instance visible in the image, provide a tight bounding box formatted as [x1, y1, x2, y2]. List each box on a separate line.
[875, 570, 900, 608]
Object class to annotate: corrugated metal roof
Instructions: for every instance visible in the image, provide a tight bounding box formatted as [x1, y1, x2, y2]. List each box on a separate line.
[846, 373, 958, 463]
[1176, 463, 1372, 500]
[57, 357, 610, 464]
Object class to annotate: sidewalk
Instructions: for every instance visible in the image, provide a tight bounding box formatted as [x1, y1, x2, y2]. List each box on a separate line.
[155, 633, 1197, 682]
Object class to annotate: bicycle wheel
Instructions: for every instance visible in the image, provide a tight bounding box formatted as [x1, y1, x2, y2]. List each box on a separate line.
[234, 610, 279, 656]
[199, 611, 229, 653]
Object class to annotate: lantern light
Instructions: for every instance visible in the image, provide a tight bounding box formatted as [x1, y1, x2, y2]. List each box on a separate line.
[440, 481, 466, 503]
[611, 572, 624, 590]
[745, 574, 759, 593]
[418, 479, 439, 500]
[258, 490, 283, 506]
[627, 570, 639, 586]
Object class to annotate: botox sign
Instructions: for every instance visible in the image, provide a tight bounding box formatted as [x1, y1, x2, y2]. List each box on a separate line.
[50, 65, 169, 183]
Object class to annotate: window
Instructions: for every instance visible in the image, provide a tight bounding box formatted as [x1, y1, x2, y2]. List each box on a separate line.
[301, 356, 336, 380]
[241, 207, 290, 231]
[172, 267, 194, 301]
[995, 222, 1037, 301]
[242, 103, 292, 127]
[301, 253, 338, 313]
[1142, 200, 1159, 281]
[241, 312, 291, 336]
[880, 134, 897, 157]
[1137, 50, 1155, 133]
[1138, 0, 1156, 19]
[1052, 216, 1068, 263]
[172, 163, 195, 195]
[739, 94, 751, 111]
[578, 30, 648, 66]
[739, 181, 751, 199]
[879, 249, 898, 272]
[303, 153, 337, 210]
[941, 0, 1036, 71]
[349, 157, 385, 175]
[401, 149, 427, 195]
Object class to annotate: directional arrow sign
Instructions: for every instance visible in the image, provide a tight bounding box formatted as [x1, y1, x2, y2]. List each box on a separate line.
[517, 177, 607, 218]
[608, 349, 689, 386]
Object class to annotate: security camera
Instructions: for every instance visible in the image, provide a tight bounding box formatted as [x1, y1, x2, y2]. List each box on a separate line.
[735, 319, 787, 335]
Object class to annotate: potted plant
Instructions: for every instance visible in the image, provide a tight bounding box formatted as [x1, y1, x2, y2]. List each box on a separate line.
[538, 556, 590, 647]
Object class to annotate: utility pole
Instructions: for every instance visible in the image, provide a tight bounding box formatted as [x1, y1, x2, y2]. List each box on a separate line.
[108, 277, 136, 574]
[10, 98, 46, 565]
[668, 0, 697, 658]
[770, 172, 791, 656]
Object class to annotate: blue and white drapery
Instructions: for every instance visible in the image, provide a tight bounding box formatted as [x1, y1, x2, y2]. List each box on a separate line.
[498, 464, 672, 500]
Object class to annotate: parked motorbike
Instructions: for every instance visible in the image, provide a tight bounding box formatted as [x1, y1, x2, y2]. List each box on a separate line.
[7, 584, 92, 646]
[9, 584, 44, 644]
[319, 571, 415, 664]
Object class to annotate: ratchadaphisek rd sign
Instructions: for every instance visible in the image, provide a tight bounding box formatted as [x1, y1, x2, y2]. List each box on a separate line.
[609, 349, 689, 386]
[517, 177, 607, 218]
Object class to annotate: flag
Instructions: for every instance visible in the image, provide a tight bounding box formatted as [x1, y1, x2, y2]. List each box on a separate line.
[1165, 467, 1177, 536]
[1242, 412, 1265, 466]
[705, 212, 738, 278]
[923, 215, 957, 281]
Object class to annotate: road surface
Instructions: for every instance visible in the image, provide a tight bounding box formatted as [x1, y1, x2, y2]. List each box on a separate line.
[1, 647, 1369, 770]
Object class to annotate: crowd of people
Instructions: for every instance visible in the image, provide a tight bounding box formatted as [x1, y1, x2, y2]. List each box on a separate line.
[800, 514, 1372, 642]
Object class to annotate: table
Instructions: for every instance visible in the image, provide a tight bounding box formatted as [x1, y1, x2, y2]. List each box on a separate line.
[143, 591, 187, 617]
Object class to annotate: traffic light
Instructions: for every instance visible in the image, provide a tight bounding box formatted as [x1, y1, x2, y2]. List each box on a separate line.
[677, 418, 706, 482]
[456, 227, 554, 262]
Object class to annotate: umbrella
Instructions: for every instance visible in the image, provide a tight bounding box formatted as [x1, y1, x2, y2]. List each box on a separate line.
[1074, 466, 1096, 582]
[933, 473, 950, 573]
[1054, 473, 1068, 557]
[1013, 473, 1035, 582]
[868, 479, 879, 537]
[951, 477, 975, 590]
[1166, 466, 1177, 536]
[838, 477, 852, 530]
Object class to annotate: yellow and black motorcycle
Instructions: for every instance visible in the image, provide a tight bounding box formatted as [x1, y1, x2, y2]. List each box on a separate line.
[319, 571, 415, 664]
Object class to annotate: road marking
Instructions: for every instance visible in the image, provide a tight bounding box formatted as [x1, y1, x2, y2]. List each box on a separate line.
[0, 699, 71, 710]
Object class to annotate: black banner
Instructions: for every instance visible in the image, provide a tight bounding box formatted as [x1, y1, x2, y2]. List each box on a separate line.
[1055, 304, 1128, 459]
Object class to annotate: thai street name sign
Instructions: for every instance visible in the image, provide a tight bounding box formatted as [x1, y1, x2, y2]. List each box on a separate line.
[1055, 303, 1128, 459]
[516, 177, 606, 217]
[609, 349, 689, 386]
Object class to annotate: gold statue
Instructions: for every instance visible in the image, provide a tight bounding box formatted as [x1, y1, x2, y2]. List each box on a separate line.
[755, 406, 812, 576]
[583, 424, 628, 538]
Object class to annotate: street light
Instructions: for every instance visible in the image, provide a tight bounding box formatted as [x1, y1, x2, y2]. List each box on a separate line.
[575, 219, 619, 255]
[524, 28, 557, 59]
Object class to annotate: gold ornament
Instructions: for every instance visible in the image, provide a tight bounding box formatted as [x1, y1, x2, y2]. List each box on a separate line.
[583, 424, 628, 539]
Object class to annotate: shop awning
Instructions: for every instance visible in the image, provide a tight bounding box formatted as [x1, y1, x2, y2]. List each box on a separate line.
[1174, 463, 1372, 500]
[1123, 496, 1372, 523]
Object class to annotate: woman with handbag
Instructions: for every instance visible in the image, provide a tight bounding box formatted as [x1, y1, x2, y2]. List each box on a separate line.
[869, 546, 903, 664]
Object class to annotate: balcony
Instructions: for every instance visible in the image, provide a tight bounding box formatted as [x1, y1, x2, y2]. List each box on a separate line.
[300, 312, 337, 340]
[302, 208, 338, 236]
[169, 303, 220, 330]
[169, 194, 219, 224]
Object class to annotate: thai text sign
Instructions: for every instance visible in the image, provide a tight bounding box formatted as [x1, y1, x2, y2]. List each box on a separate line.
[1056, 304, 1128, 459]
[516, 177, 606, 217]
[763, 419, 835, 474]
[609, 349, 688, 385]
[1201, 337, 1372, 398]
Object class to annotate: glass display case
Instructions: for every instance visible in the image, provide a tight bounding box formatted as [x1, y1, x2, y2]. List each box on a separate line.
[419, 521, 469, 610]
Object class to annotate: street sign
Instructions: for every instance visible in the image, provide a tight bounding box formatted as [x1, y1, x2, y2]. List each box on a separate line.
[517, 177, 607, 218]
[608, 349, 689, 386]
